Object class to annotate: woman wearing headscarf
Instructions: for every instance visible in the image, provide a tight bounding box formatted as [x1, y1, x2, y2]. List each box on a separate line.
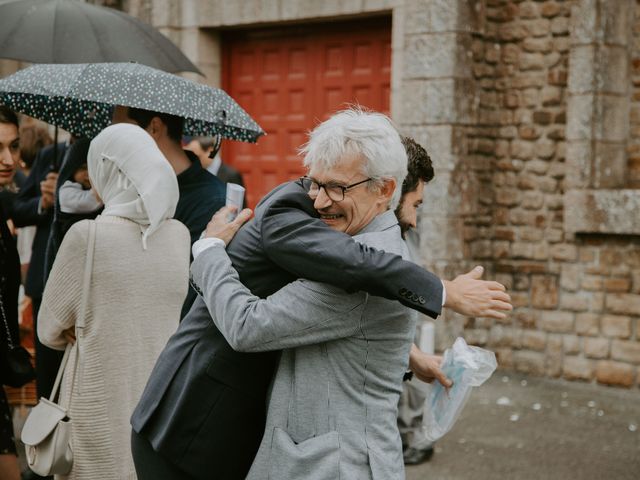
[37, 124, 190, 479]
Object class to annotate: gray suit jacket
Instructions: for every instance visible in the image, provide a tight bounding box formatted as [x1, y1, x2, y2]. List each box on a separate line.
[191, 210, 415, 479]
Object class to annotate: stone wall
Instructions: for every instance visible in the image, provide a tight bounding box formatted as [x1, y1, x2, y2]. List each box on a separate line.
[447, 0, 640, 389]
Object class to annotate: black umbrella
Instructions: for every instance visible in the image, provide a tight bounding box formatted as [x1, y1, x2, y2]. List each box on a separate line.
[0, 62, 265, 142]
[0, 0, 201, 74]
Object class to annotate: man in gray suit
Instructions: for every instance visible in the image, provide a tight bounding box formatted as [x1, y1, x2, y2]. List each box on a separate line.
[189, 109, 511, 479]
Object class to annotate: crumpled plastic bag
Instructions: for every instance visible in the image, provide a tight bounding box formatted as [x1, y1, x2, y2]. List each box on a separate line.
[419, 337, 497, 443]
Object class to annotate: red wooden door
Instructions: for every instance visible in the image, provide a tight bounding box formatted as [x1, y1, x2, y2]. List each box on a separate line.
[222, 18, 391, 208]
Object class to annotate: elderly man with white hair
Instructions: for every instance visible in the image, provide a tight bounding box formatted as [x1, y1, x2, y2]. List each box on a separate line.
[192, 109, 444, 479]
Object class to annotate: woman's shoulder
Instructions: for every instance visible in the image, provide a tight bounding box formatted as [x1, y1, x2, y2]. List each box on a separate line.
[159, 219, 190, 241]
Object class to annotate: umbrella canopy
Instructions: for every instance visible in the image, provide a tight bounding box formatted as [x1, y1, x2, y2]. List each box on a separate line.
[0, 0, 200, 74]
[0, 62, 265, 142]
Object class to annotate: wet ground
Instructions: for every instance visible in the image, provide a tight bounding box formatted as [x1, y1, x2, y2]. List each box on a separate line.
[407, 371, 640, 480]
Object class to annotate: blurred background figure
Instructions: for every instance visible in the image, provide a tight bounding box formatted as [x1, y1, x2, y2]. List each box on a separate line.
[37, 123, 190, 479]
[184, 136, 244, 187]
[0, 106, 23, 480]
[396, 136, 439, 466]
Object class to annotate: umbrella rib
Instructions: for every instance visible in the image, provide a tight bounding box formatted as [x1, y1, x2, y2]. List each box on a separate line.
[82, 4, 110, 63]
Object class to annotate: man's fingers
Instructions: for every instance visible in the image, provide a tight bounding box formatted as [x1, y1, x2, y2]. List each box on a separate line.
[487, 281, 506, 291]
[233, 208, 253, 226]
[491, 300, 513, 311]
[483, 309, 507, 320]
[466, 265, 484, 280]
[491, 290, 511, 303]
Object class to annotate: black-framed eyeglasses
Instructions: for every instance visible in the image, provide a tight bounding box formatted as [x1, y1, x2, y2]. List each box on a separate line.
[299, 176, 372, 202]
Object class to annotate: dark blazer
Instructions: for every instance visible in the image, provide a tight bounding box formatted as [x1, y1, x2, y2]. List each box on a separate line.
[217, 162, 244, 187]
[0, 205, 20, 354]
[131, 181, 443, 480]
[11, 143, 67, 299]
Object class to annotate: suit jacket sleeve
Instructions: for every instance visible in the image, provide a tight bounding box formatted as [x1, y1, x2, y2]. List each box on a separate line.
[11, 150, 52, 228]
[260, 188, 443, 318]
[191, 245, 366, 352]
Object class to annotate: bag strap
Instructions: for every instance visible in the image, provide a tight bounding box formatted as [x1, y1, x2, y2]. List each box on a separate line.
[48, 221, 97, 404]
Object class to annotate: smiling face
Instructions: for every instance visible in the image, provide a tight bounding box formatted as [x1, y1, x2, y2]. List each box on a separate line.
[0, 122, 19, 187]
[307, 152, 391, 236]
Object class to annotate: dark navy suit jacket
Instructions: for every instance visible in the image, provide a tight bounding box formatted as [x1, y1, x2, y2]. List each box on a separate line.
[131, 181, 443, 479]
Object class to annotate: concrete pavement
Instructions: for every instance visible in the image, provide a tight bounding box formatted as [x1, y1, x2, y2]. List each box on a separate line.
[406, 371, 640, 480]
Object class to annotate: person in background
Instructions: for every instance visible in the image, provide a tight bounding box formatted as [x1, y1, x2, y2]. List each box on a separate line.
[17, 125, 52, 188]
[38, 124, 190, 479]
[0, 105, 22, 480]
[395, 136, 449, 465]
[58, 161, 102, 214]
[11, 127, 64, 399]
[185, 136, 244, 187]
[15, 124, 51, 283]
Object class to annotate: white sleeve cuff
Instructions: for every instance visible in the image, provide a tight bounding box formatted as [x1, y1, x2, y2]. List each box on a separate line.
[192, 237, 226, 260]
[441, 280, 447, 306]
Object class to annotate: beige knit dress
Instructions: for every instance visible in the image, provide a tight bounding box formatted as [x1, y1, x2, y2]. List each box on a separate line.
[38, 216, 190, 480]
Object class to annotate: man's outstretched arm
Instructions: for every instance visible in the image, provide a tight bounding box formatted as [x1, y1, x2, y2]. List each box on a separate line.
[259, 185, 511, 320]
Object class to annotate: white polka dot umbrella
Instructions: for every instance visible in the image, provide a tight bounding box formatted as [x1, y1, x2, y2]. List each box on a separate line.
[0, 62, 265, 142]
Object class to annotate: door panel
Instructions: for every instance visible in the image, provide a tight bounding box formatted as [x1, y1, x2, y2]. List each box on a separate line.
[222, 18, 391, 208]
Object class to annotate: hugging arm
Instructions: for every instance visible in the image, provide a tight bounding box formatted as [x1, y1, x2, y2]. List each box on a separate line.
[260, 187, 443, 318]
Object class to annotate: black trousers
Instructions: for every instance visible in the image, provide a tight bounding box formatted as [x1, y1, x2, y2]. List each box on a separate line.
[32, 297, 64, 399]
[131, 430, 196, 480]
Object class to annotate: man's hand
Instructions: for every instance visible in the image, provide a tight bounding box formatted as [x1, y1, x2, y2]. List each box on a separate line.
[40, 172, 59, 210]
[409, 344, 452, 388]
[443, 266, 512, 319]
[204, 206, 253, 245]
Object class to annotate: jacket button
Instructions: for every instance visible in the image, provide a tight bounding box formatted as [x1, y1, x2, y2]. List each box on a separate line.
[411, 294, 420, 302]
[418, 296, 426, 304]
[399, 288, 408, 296]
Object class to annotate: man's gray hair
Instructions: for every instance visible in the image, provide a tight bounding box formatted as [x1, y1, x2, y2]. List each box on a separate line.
[300, 108, 408, 209]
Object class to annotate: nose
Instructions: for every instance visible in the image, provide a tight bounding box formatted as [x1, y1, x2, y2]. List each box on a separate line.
[0, 147, 14, 166]
[313, 187, 333, 210]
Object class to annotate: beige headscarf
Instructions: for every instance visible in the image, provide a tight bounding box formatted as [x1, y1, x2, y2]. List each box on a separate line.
[88, 123, 179, 249]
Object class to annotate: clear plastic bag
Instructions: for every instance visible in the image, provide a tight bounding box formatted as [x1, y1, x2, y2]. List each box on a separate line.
[419, 337, 497, 443]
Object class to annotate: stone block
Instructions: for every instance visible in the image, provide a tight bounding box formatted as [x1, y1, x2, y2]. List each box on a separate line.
[533, 110, 553, 125]
[584, 337, 610, 359]
[601, 0, 634, 46]
[546, 228, 564, 243]
[524, 18, 551, 37]
[563, 334, 581, 354]
[564, 190, 640, 235]
[601, 315, 632, 338]
[531, 275, 560, 309]
[404, 0, 479, 35]
[511, 242, 534, 259]
[488, 325, 514, 348]
[575, 312, 600, 336]
[518, 125, 541, 140]
[563, 355, 593, 380]
[519, 226, 544, 242]
[523, 37, 553, 53]
[522, 191, 544, 210]
[404, 33, 471, 79]
[581, 275, 603, 291]
[542, 86, 562, 106]
[495, 187, 521, 206]
[515, 309, 538, 328]
[521, 330, 547, 351]
[606, 293, 640, 316]
[514, 350, 546, 375]
[540, 310, 574, 332]
[546, 335, 563, 377]
[566, 94, 594, 141]
[561, 291, 598, 312]
[401, 79, 476, 125]
[511, 140, 535, 159]
[611, 340, 640, 364]
[526, 160, 550, 175]
[554, 36, 570, 53]
[604, 277, 631, 292]
[595, 360, 635, 387]
[550, 244, 578, 261]
[541, 1, 562, 18]
[564, 142, 591, 188]
[499, 23, 529, 41]
[520, 53, 546, 71]
[560, 264, 580, 291]
[570, 0, 598, 45]
[550, 16, 569, 35]
[464, 329, 489, 346]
